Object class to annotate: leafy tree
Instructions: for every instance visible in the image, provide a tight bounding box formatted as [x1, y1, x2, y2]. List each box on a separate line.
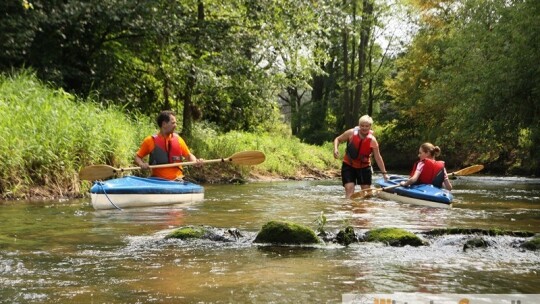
[385, 0, 539, 173]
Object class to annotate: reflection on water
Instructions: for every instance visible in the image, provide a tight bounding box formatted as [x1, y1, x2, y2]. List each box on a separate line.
[1, 176, 539, 303]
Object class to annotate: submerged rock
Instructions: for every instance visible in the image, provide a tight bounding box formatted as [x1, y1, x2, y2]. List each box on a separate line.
[424, 227, 534, 237]
[165, 226, 248, 242]
[521, 235, 540, 251]
[253, 220, 320, 245]
[335, 226, 357, 246]
[463, 237, 492, 251]
[365, 227, 425, 247]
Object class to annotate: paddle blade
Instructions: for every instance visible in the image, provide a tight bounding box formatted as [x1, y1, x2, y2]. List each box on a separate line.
[351, 190, 371, 199]
[79, 165, 117, 181]
[452, 165, 484, 176]
[350, 183, 401, 199]
[229, 150, 266, 165]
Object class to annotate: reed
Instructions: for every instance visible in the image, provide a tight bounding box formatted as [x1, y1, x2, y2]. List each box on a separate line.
[0, 71, 154, 198]
[190, 127, 339, 179]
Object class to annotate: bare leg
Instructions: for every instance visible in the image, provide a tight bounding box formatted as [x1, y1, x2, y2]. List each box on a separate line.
[360, 184, 371, 190]
[344, 182, 355, 199]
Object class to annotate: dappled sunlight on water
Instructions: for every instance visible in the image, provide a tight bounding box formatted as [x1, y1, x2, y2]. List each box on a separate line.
[1, 175, 539, 302]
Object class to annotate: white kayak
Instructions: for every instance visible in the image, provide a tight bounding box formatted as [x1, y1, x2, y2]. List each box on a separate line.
[90, 176, 204, 210]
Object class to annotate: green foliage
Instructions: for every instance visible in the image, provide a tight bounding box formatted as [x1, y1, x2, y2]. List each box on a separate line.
[0, 0, 325, 136]
[0, 70, 154, 198]
[313, 211, 328, 235]
[383, 0, 540, 174]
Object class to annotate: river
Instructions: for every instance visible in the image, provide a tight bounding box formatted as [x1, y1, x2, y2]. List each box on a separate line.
[1, 175, 539, 303]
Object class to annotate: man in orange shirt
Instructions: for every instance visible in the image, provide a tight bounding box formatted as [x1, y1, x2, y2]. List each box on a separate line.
[135, 110, 202, 180]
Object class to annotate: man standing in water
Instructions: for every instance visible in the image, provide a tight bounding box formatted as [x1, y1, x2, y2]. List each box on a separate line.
[135, 110, 202, 180]
[333, 115, 389, 198]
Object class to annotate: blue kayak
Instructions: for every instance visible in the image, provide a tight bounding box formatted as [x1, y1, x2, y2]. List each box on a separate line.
[375, 175, 453, 208]
[90, 176, 204, 210]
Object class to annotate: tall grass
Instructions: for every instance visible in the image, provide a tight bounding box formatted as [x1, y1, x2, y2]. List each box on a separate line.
[0, 71, 155, 198]
[0, 70, 340, 198]
[190, 126, 340, 180]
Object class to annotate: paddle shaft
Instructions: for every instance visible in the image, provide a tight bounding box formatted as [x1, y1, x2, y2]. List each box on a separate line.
[122, 157, 233, 172]
[79, 150, 265, 181]
[350, 184, 400, 199]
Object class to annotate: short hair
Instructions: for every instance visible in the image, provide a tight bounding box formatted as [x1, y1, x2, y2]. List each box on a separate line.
[358, 115, 373, 125]
[156, 110, 175, 127]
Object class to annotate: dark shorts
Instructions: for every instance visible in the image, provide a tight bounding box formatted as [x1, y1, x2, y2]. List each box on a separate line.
[341, 162, 372, 186]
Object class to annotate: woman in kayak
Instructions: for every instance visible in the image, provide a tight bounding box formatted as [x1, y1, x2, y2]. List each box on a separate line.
[399, 142, 453, 190]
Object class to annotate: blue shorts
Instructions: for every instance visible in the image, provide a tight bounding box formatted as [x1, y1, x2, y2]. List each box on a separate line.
[341, 162, 372, 186]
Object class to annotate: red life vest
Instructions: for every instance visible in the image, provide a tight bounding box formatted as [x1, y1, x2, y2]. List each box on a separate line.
[149, 133, 184, 165]
[344, 127, 373, 168]
[410, 158, 445, 186]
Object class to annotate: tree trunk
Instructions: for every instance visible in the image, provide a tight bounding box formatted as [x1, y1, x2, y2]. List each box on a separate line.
[353, 0, 373, 121]
[341, 0, 352, 129]
[181, 0, 204, 139]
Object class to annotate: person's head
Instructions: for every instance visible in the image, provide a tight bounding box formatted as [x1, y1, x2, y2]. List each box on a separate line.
[156, 110, 177, 135]
[358, 115, 373, 135]
[358, 115, 373, 126]
[418, 142, 441, 160]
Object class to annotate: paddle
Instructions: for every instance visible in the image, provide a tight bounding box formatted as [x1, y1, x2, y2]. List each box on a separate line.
[350, 184, 401, 199]
[350, 164, 484, 199]
[79, 150, 266, 181]
[449, 164, 484, 179]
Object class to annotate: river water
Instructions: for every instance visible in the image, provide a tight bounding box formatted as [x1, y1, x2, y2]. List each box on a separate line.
[1, 176, 539, 303]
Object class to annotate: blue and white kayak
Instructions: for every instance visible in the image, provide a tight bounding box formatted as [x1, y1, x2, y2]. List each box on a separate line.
[90, 176, 204, 210]
[375, 175, 453, 208]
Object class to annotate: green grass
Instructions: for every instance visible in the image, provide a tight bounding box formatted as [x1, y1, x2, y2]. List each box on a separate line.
[0, 70, 155, 198]
[0, 70, 340, 199]
[192, 130, 339, 178]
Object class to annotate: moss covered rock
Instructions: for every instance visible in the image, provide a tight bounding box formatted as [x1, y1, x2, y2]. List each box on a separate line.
[165, 226, 208, 240]
[425, 227, 534, 237]
[365, 227, 425, 247]
[335, 226, 357, 246]
[521, 235, 540, 251]
[253, 220, 320, 245]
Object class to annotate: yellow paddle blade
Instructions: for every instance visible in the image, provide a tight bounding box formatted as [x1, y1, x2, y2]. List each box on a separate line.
[452, 165, 484, 176]
[79, 165, 118, 181]
[229, 150, 266, 165]
[350, 188, 378, 199]
[350, 184, 401, 199]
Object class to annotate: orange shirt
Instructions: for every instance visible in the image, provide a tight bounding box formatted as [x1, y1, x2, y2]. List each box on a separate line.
[136, 134, 191, 180]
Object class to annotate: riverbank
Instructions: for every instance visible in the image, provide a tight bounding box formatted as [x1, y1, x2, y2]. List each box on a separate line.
[2, 163, 341, 202]
[1, 72, 341, 201]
